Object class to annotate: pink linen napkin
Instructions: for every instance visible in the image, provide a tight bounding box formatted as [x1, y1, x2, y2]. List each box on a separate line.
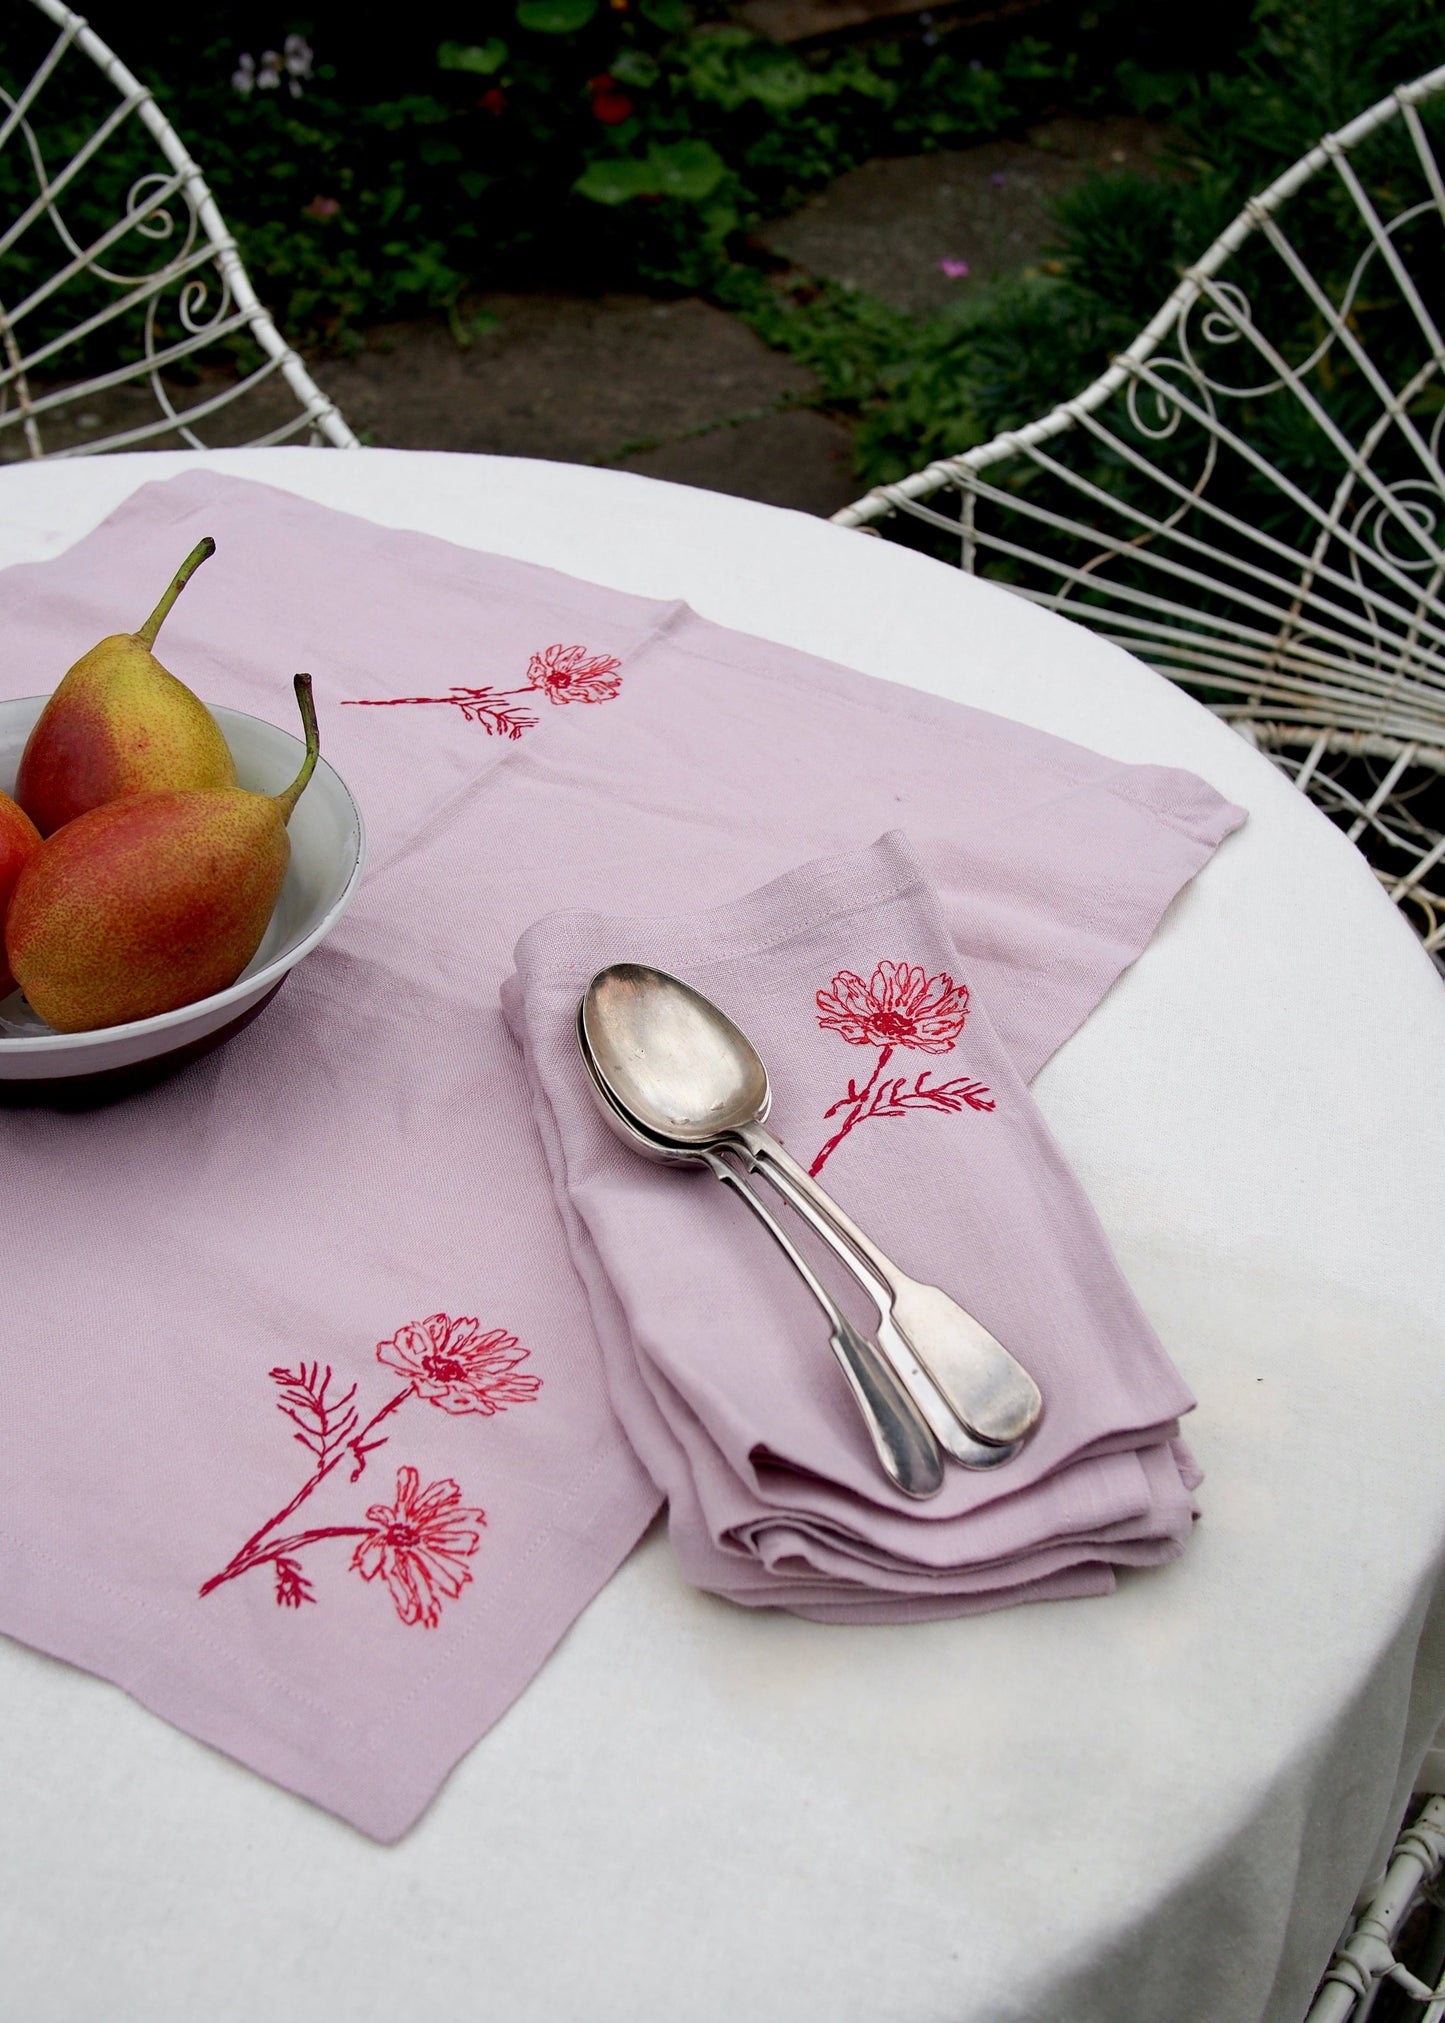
[0, 469, 1244, 1837]
[506, 831, 1201, 1622]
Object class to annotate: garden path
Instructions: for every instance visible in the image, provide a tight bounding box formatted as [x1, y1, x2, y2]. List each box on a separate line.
[314, 112, 1163, 514]
[6, 115, 1160, 517]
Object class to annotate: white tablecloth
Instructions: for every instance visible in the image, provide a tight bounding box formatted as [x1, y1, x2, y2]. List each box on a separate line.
[3, 448, 1444, 2023]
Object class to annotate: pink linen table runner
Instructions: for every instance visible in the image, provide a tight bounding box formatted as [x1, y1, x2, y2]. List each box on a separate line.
[0, 470, 1242, 1838]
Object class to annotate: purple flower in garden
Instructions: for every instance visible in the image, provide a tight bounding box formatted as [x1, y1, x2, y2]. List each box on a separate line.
[257, 49, 282, 91]
[989, 171, 1008, 188]
[937, 257, 971, 279]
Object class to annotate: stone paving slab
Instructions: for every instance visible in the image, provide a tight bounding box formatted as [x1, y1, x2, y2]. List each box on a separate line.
[761, 116, 1167, 316]
[617, 405, 858, 517]
[320, 293, 819, 465]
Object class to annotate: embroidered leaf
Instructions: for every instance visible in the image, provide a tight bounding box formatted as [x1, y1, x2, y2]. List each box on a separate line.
[273, 1556, 316, 1609]
[447, 688, 538, 737]
[268, 1363, 359, 1470]
[866, 1072, 995, 1118]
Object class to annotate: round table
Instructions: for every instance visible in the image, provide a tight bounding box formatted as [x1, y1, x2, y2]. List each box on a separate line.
[3, 448, 1444, 2023]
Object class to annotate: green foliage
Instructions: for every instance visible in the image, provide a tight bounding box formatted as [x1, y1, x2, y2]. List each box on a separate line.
[5, 0, 1436, 487]
[0, 3, 1084, 355]
[437, 41, 508, 75]
[761, 0, 1445, 493]
[517, 0, 599, 33]
[574, 140, 727, 205]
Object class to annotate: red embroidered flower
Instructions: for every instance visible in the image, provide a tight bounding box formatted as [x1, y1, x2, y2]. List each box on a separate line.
[377, 1312, 541, 1416]
[816, 962, 970, 1054]
[525, 642, 623, 706]
[351, 1467, 486, 1629]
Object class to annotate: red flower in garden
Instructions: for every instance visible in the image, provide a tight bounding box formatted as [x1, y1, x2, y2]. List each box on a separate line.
[377, 1312, 542, 1416]
[588, 74, 636, 124]
[478, 86, 507, 115]
[351, 1467, 487, 1629]
[525, 641, 624, 706]
[816, 962, 970, 1053]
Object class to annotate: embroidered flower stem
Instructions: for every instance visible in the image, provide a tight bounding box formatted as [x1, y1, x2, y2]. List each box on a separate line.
[809, 1045, 893, 1177]
[201, 1382, 411, 1600]
[340, 685, 534, 707]
[198, 1526, 369, 1597]
[345, 1385, 411, 1479]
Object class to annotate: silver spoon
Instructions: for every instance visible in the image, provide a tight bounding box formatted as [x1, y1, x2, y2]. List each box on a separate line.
[580, 963, 1042, 1451]
[581, 1010, 1017, 1474]
[578, 1009, 944, 1500]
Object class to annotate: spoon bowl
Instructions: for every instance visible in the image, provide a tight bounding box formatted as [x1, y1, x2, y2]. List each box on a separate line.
[581, 962, 768, 1147]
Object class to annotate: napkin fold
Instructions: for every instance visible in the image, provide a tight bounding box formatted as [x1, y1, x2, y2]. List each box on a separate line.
[506, 832, 1202, 1622]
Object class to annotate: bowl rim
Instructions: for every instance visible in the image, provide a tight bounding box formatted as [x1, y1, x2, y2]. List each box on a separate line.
[0, 700, 366, 1054]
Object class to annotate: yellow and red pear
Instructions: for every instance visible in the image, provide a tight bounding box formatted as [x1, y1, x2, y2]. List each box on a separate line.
[0, 788, 41, 999]
[6, 675, 319, 1034]
[15, 535, 237, 836]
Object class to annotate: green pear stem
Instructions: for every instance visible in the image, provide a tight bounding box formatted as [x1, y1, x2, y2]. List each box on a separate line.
[275, 673, 319, 823]
[135, 535, 216, 648]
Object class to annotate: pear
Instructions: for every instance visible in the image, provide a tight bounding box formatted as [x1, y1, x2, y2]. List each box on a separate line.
[6, 675, 319, 1035]
[0, 789, 41, 1000]
[15, 536, 238, 836]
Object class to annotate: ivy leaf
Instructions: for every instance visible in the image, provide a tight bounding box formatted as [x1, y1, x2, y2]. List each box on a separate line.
[517, 0, 598, 30]
[610, 49, 660, 88]
[573, 157, 658, 205]
[437, 39, 508, 74]
[647, 138, 726, 200]
[639, 0, 689, 28]
[735, 45, 815, 111]
[574, 140, 727, 207]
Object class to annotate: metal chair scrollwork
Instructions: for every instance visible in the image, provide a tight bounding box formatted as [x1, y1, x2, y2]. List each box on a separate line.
[835, 68, 1445, 971]
[0, 0, 356, 459]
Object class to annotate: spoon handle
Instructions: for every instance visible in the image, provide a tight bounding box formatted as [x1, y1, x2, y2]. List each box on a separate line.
[726, 1151, 1019, 1471]
[702, 1152, 944, 1501]
[737, 1125, 1042, 1449]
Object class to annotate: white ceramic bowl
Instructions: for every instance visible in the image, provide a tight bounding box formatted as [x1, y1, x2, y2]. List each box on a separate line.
[0, 697, 365, 1099]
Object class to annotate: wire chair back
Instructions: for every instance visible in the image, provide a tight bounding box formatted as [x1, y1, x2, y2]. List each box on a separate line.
[0, 0, 356, 460]
[835, 68, 1445, 968]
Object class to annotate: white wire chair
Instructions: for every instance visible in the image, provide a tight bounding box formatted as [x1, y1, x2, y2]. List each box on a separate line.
[1306, 1795, 1445, 2022]
[0, 0, 357, 458]
[834, 68, 1445, 970]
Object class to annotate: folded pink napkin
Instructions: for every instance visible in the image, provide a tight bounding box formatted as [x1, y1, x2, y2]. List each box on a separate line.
[506, 831, 1201, 1621]
[0, 470, 1243, 1836]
